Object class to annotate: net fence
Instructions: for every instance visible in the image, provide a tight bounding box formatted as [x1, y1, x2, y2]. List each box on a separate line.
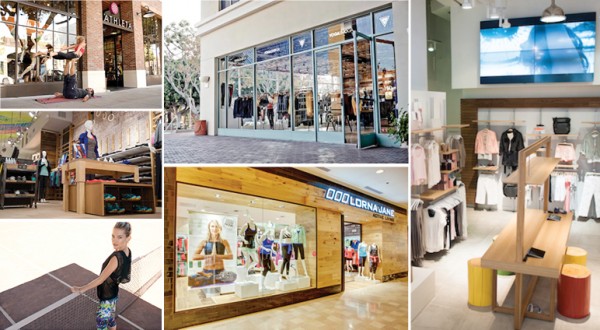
[10, 247, 162, 330]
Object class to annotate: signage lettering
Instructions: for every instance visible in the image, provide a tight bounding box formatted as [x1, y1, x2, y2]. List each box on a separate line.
[329, 27, 353, 38]
[325, 187, 395, 217]
[103, 14, 132, 30]
[264, 47, 281, 55]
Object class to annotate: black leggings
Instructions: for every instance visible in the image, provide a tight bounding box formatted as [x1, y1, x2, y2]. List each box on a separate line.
[293, 243, 304, 260]
[261, 253, 271, 277]
[280, 244, 292, 275]
[39, 175, 48, 199]
[53, 51, 79, 60]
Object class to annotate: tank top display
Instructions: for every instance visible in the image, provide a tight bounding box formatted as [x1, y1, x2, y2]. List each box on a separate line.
[345, 247, 355, 259]
[261, 238, 274, 255]
[97, 250, 132, 301]
[87, 136, 97, 159]
[281, 229, 292, 239]
[369, 244, 379, 256]
[204, 241, 226, 255]
[242, 224, 257, 248]
[358, 243, 368, 257]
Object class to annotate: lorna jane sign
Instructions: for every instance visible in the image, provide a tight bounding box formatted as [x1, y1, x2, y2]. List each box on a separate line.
[324, 187, 395, 217]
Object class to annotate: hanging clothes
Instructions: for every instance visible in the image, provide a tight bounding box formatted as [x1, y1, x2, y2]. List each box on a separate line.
[577, 173, 600, 218]
[555, 143, 576, 164]
[499, 128, 524, 172]
[424, 140, 441, 189]
[446, 135, 466, 169]
[411, 144, 428, 186]
[411, 199, 426, 266]
[474, 128, 499, 155]
[581, 129, 600, 162]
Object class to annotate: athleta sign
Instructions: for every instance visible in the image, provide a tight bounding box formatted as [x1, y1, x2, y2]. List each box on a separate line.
[103, 2, 133, 31]
[324, 187, 395, 217]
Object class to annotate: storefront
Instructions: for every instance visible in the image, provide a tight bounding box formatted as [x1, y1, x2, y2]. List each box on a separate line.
[0, 111, 162, 219]
[0, 1, 162, 98]
[197, 1, 408, 148]
[164, 167, 408, 329]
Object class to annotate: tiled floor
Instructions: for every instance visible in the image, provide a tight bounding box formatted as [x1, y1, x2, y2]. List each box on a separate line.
[413, 208, 600, 330]
[184, 278, 408, 330]
[164, 133, 407, 164]
[0, 85, 162, 109]
[0, 200, 162, 219]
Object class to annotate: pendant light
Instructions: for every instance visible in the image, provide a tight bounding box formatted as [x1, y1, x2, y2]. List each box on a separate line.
[541, 0, 566, 23]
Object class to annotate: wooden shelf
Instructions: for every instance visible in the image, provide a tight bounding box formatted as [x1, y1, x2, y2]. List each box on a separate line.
[418, 187, 457, 202]
[555, 164, 577, 169]
[482, 210, 572, 278]
[526, 134, 578, 138]
[503, 157, 560, 185]
[5, 180, 36, 184]
[3, 193, 35, 198]
[582, 121, 600, 125]
[442, 124, 470, 129]
[473, 166, 499, 171]
[473, 120, 526, 124]
[411, 127, 444, 134]
[441, 168, 460, 174]
[440, 149, 458, 155]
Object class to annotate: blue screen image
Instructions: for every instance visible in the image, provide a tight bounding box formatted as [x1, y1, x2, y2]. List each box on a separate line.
[480, 18, 596, 84]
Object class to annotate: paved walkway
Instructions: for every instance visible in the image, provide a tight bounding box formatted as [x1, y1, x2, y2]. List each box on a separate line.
[164, 133, 407, 164]
[0, 85, 162, 109]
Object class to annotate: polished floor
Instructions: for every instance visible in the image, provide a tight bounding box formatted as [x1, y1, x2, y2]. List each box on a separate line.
[184, 277, 408, 330]
[0, 200, 162, 219]
[413, 208, 600, 330]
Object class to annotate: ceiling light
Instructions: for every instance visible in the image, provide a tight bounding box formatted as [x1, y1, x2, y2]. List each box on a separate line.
[215, 194, 221, 198]
[462, 0, 473, 10]
[376, 169, 384, 174]
[489, 6, 500, 19]
[541, 0, 566, 23]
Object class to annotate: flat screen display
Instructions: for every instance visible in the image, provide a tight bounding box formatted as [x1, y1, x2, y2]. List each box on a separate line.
[480, 13, 596, 84]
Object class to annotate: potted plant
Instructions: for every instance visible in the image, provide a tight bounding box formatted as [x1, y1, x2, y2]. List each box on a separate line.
[388, 109, 408, 146]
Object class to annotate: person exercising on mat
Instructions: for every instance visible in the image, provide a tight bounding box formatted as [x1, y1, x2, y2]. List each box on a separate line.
[47, 36, 86, 61]
[53, 59, 94, 102]
[71, 222, 132, 330]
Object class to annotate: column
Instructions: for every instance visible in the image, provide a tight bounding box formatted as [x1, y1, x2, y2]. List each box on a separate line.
[81, 0, 107, 93]
[121, 0, 147, 88]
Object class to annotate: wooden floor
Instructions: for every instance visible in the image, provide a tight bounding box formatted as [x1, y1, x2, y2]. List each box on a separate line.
[0, 200, 162, 219]
[184, 277, 408, 329]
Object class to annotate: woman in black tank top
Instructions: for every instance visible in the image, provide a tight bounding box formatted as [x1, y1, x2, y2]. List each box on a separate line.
[189, 219, 237, 287]
[71, 222, 132, 330]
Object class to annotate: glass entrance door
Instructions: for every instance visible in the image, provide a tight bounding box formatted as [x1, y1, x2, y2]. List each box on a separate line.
[353, 32, 377, 148]
[103, 34, 123, 88]
[315, 47, 344, 143]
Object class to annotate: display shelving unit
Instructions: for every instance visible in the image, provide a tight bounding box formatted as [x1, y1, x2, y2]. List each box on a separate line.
[0, 161, 38, 209]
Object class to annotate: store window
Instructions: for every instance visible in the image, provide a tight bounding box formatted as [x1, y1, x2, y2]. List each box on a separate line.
[256, 58, 291, 130]
[314, 15, 372, 48]
[175, 184, 317, 312]
[226, 66, 254, 129]
[374, 8, 393, 35]
[143, 16, 162, 77]
[292, 32, 311, 53]
[375, 34, 397, 133]
[256, 39, 289, 62]
[0, 1, 78, 85]
[220, 0, 240, 11]
[227, 48, 253, 67]
[292, 52, 314, 131]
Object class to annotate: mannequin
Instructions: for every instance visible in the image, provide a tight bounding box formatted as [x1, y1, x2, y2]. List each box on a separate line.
[279, 225, 293, 279]
[357, 241, 368, 277]
[37, 151, 51, 203]
[344, 245, 355, 272]
[78, 120, 99, 160]
[258, 230, 275, 290]
[239, 218, 259, 274]
[291, 224, 308, 277]
[265, 221, 276, 237]
[368, 243, 381, 281]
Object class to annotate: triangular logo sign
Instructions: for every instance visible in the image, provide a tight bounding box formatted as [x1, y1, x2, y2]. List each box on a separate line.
[379, 16, 390, 27]
[299, 39, 306, 47]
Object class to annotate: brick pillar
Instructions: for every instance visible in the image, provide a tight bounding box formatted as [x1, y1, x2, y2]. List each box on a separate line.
[80, 0, 106, 93]
[120, 0, 146, 87]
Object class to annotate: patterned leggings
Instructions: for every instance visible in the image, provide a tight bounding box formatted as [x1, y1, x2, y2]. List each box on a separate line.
[96, 297, 118, 330]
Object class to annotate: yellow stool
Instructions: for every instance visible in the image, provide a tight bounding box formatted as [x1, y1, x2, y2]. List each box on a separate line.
[565, 246, 587, 266]
[468, 258, 493, 307]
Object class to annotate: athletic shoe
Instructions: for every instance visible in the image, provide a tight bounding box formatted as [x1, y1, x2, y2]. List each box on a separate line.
[122, 193, 141, 201]
[105, 203, 119, 214]
[104, 193, 116, 201]
[115, 203, 126, 214]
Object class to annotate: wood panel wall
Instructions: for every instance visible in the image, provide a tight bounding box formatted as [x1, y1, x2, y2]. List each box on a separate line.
[461, 97, 600, 205]
[317, 209, 342, 288]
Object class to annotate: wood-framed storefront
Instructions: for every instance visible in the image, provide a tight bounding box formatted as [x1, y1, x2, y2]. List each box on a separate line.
[460, 97, 600, 206]
[164, 167, 408, 329]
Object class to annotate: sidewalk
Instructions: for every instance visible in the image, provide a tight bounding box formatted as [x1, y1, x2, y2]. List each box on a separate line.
[164, 133, 408, 164]
[0, 85, 162, 109]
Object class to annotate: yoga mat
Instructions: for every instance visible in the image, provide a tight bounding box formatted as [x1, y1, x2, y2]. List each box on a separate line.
[35, 95, 101, 104]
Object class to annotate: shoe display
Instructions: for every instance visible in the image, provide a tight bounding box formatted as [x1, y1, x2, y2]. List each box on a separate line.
[104, 193, 116, 201]
[105, 203, 119, 214]
[122, 193, 141, 201]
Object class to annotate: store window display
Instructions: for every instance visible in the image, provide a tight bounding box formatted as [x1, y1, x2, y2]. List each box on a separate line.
[175, 184, 316, 312]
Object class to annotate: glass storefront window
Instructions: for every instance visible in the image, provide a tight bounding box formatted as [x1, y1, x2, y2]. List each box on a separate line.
[0, 1, 77, 85]
[375, 34, 396, 133]
[175, 184, 317, 312]
[220, 0, 240, 11]
[292, 52, 314, 131]
[218, 71, 227, 128]
[316, 49, 342, 132]
[356, 14, 372, 35]
[143, 16, 162, 77]
[292, 32, 311, 53]
[314, 16, 372, 48]
[256, 39, 289, 62]
[374, 8, 394, 34]
[226, 66, 254, 129]
[218, 57, 226, 71]
[256, 58, 291, 130]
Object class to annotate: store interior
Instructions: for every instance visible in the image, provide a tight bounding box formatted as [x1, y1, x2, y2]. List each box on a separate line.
[0, 111, 162, 219]
[411, 1, 600, 329]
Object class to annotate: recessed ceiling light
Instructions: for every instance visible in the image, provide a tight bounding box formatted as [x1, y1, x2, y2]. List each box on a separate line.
[201, 209, 206, 212]
[215, 194, 221, 198]
[278, 205, 285, 208]
[376, 169, 384, 174]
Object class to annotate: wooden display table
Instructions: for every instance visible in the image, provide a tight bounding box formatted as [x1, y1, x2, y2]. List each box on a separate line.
[61, 159, 139, 214]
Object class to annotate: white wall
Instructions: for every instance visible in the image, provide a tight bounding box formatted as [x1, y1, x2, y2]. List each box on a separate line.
[451, 0, 600, 96]
[411, 0, 428, 91]
[198, 0, 407, 135]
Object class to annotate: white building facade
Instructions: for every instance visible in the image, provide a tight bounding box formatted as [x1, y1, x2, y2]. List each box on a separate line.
[197, 0, 408, 148]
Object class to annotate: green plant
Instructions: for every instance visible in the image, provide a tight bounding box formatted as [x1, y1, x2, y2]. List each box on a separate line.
[388, 109, 409, 144]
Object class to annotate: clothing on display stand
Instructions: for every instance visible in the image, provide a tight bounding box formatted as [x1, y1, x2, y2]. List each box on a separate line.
[499, 128, 524, 173]
[446, 135, 466, 169]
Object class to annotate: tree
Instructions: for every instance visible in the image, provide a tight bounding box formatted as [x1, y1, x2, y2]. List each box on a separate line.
[164, 20, 201, 119]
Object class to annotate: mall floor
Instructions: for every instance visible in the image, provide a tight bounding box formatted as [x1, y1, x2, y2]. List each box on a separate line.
[0, 200, 162, 219]
[164, 133, 407, 164]
[184, 277, 408, 330]
[412, 208, 600, 330]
